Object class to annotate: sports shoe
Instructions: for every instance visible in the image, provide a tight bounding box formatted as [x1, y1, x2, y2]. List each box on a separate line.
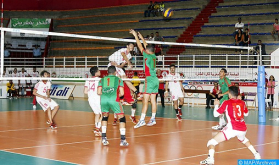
[254, 152, 261, 159]
[176, 114, 182, 121]
[212, 124, 226, 130]
[130, 116, 137, 124]
[113, 118, 117, 126]
[178, 108, 182, 116]
[146, 119, 156, 126]
[50, 123, 57, 129]
[134, 120, 146, 128]
[200, 156, 214, 165]
[94, 128, 102, 137]
[33, 105, 36, 110]
[120, 140, 129, 146]
[102, 137, 109, 146]
[122, 102, 132, 106]
[46, 120, 51, 125]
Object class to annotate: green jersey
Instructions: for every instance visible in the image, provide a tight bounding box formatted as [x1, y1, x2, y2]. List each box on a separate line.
[219, 77, 231, 94]
[98, 75, 123, 102]
[143, 50, 156, 77]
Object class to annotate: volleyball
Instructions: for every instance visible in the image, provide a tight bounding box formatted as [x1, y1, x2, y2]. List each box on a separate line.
[163, 8, 173, 18]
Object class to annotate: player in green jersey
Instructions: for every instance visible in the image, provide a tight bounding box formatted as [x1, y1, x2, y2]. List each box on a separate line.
[212, 68, 231, 130]
[97, 66, 129, 146]
[130, 29, 159, 128]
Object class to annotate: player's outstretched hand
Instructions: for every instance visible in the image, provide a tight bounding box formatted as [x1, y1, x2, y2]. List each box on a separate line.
[129, 29, 137, 36]
[137, 32, 144, 39]
[214, 99, 220, 106]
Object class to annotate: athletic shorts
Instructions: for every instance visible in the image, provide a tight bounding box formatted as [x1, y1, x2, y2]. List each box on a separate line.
[101, 100, 124, 115]
[220, 94, 229, 104]
[108, 63, 126, 77]
[170, 89, 184, 101]
[124, 82, 134, 103]
[88, 97, 101, 114]
[142, 76, 159, 94]
[36, 97, 59, 111]
[222, 123, 247, 142]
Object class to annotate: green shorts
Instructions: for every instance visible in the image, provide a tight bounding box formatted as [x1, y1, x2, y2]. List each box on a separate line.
[101, 100, 124, 115]
[142, 76, 159, 94]
[220, 94, 229, 104]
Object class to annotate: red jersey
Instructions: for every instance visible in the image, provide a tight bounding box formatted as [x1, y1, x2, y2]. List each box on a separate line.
[217, 99, 248, 131]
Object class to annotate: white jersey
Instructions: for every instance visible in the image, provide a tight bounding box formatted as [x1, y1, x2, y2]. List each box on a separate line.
[34, 81, 51, 97]
[85, 78, 100, 98]
[108, 48, 132, 65]
[11, 72, 19, 85]
[30, 71, 39, 84]
[19, 72, 28, 84]
[165, 73, 182, 91]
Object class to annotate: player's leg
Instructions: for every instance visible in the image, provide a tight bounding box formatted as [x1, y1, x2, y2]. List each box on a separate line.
[130, 102, 137, 124]
[147, 94, 157, 126]
[113, 113, 118, 126]
[159, 89, 165, 107]
[200, 132, 226, 164]
[118, 114, 129, 146]
[134, 93, 150, 128]
[237, 132, 261, 159]
[173, 98, 181, 121]
[122, 83, 137, 124]
[32, 96, 37, 109]
[90, 100, 102, 135]
[49, 100, 59, 128]
[178, 93, 184, 116]
[212, 96, 227, 130]
[271, 30, 276, 40]
[101, 112, 109, 146]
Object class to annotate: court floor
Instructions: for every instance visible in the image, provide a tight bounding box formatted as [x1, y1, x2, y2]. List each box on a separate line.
[0, 98, 278, 165]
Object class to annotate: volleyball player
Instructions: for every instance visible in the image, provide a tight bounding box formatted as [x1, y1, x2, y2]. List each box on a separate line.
[33, 70, 59, 129]
[98, 66, 129, 146]
[84, 66, 102, 136]
[212, 68, 231, 130]
[165, 64, 184, 121]
[130, 29, 159, 128]
[200, 86, 261, 164]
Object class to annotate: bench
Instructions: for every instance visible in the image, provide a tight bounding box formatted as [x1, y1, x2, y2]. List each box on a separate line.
[184, 89, 210, 107]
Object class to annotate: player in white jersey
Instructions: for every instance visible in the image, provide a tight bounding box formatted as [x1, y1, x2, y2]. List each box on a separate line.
[84, 66, 102, 136]
[33, 70, 59, 129]
[19, 68, 28, 96]
[30, 67, 39, 110]
[108, 43, 138, 95]
[165, 64, 184, 121]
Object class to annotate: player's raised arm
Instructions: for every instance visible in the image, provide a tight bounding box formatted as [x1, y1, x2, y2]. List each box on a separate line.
[121, 52, 132, 67]
[130, 29, 144, 53]
[97, 79, 103, 95]
[138, 32, 147, 49]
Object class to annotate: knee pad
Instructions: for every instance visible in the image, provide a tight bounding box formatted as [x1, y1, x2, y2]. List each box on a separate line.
[241, 138, 249, 144]
[207, 139, 218, 147]
[119, 116, 126, 123]
[132, 103, 137, 109]
[102, 116, 109, 122]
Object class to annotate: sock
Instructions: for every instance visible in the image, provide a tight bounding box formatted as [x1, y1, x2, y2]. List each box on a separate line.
[209, 149, 215, 158]
[140, 113, 146, 121]
[96, 122, 101, 129]
[248, 145, 257, 154]
[175, 109, 178, 114]
[102, 126, 107, 138]
[151, 113, 156, 119]
[131, 109, 136, 117]
[120, 128, 126, 140]
[179, 105, 183, 109]
[114, 113, 117, 119]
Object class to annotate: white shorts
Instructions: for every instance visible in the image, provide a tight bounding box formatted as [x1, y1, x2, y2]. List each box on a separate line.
[222, 123, 247, 141]
[108, 63, 126, 77]
[171, 89, 184, 101]
[88, 98, 101, 114]
[37, 97, 59, 111]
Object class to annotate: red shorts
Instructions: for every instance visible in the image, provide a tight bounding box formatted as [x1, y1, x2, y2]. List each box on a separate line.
[124, 82, 134, 103]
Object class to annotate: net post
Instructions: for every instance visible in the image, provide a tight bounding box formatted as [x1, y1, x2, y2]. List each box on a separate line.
[63, 57, 66, 68]
[85, 56, 87, 68]
[258, 65, 265, 123]
[97, 56, 99, 67]
[1, 28, 4, 78]
[162, 55, 165, 68]
[43, 57, 46, 68]
[53, 57, 55, 69]
[259, 45, 262, 66]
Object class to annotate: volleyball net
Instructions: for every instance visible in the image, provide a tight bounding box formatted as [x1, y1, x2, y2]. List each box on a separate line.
[0, 27, 262, 82]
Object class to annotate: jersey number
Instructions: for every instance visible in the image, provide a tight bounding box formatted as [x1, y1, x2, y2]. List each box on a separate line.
[90, 83, 95, 91]
[107, 78, 110, 86]
[43, 87, 47, 93]
[233, 104, 244, 121]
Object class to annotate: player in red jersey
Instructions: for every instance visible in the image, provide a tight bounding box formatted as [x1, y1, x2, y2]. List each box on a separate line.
[200, 86, 261, 164]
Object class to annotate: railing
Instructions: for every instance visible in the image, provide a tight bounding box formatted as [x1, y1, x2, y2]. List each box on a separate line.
[2, 54, 274, 69]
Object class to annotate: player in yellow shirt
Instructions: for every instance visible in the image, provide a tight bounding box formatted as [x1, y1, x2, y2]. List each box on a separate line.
[7, 80, 16, 99]
[131, 72, 140, 92]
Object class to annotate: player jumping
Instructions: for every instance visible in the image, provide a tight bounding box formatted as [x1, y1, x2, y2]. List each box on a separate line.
[200, 86, 261, 164]
[98, 66, 129, 146]
[212, 68, 231, 130]
[84, 66, 102, 136]
[130, 29, 159, 128]
[165, 64, 184, 121]
[33, 70, 59, 129]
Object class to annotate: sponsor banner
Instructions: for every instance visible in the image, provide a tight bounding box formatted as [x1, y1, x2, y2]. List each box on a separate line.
[99, 70, 169, 78]
[50, 84, 75, 100]
[11, 18, 51, 28]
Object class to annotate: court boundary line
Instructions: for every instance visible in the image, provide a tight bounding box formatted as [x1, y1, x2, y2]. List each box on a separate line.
[0, 150, 77, 165]
[145, 140, 279, 165]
